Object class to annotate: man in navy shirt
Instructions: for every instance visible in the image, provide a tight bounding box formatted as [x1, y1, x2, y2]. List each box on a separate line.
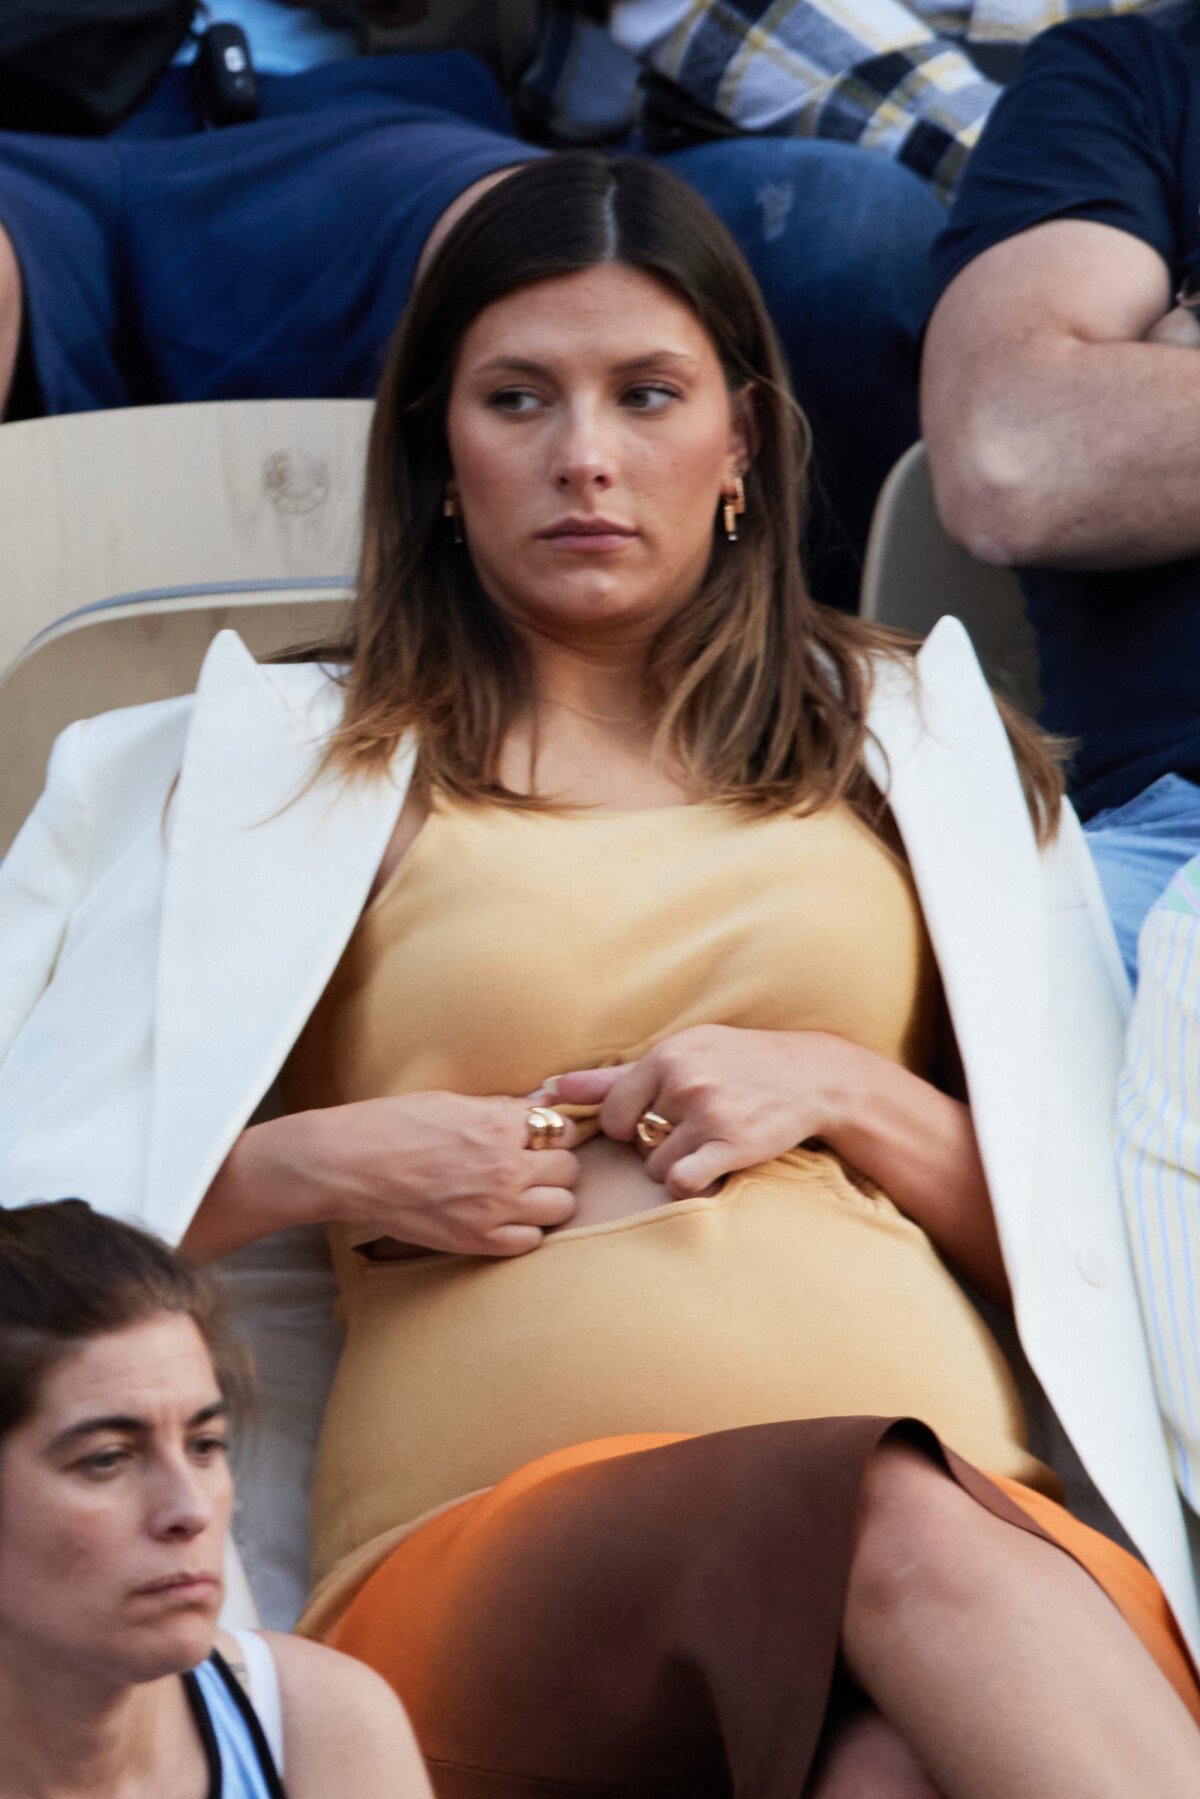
[922, 1, 1200, 983]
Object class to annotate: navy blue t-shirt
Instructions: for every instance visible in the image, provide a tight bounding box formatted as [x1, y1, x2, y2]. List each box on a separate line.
[929, 6, 1200, 818]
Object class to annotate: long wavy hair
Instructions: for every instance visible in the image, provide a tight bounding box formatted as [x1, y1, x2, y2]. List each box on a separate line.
[311, 152, 1061, 837]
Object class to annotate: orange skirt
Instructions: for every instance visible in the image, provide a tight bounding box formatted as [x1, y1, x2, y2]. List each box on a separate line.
[314, 1420, 1200, 1797]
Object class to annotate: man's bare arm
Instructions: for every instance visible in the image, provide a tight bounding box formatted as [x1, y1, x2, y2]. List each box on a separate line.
[921, 217, 1200, 569]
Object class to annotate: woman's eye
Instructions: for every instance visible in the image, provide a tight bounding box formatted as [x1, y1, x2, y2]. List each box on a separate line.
[76, 1448, 130, 1479]
[622, 384, 680, 413]
[189, 1434, 230, 1464]
[487, 388, 540, 414]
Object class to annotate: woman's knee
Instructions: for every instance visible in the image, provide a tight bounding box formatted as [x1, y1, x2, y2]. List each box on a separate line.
[845, 1439, 989, 1653]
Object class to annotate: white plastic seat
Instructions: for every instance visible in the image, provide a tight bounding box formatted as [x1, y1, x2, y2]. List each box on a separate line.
[860, 441, 1040, 716]
[0, 582, 352, 853]
[0, 397, 372, 852]
[0, 397, 371, 670]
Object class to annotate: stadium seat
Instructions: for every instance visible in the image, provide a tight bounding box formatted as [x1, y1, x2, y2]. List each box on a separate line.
[861, 440, 1040, 715]
[0, 397, 371, 851]
[0, 582, 353, 853]
[0, 397, 370, 670]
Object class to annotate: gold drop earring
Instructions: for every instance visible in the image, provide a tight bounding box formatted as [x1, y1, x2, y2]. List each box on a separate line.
[443, 484, 464, 545]
[722, 474, 746, 542]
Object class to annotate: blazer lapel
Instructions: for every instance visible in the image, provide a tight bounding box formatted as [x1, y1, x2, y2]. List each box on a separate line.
[865, 618, 1048, 1274]
[146, 632, 411, 1242]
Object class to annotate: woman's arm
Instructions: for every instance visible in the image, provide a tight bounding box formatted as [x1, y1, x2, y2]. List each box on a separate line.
[182, 1094, 579, 1264]
[551, 1026, 1008, 1305]
[816, 1039, 1004, 1306]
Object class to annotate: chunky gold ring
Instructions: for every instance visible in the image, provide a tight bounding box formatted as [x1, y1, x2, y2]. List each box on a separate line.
[635, 1110, 674, 1150]
[525, 1105, 567, 1152]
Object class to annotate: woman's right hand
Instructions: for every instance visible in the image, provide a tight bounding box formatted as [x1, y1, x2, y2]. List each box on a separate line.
[183, 1094, 579, 1263]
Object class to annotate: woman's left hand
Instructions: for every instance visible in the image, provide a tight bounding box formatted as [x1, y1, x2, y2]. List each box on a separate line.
[547, 1024, 1009, 1305]
[546, 1026, 856, 1198]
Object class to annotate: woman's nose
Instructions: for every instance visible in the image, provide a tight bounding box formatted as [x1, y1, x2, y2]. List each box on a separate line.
[554, 402, 616, 491]
[149, 1458, 218, 1541]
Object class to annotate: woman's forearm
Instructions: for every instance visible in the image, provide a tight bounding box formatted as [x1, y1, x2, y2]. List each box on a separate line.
[181, 1112, 334, 1264]
[181, 1091, 581, 1266]
[818, 1040, 1009, 1307]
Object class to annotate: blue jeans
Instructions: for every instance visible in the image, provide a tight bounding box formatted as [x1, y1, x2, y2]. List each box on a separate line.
[663, 139, 946, 613]
[1085, 774, 1200, 986]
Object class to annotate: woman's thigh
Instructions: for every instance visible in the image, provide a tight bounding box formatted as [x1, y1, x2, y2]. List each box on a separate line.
[809, 1691, 942, 1799]
[327, 1418, 912, 1797]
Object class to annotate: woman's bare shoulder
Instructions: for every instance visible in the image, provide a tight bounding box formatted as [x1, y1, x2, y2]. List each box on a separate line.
[258, 1630, 433, 1799]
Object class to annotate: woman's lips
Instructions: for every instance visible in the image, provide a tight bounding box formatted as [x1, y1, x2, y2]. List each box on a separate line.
[133, 1571, 220, 1604]
[539, 519, 637, 552]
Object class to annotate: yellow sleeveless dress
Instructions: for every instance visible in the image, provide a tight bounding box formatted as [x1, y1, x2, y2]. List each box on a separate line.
[281, 796, 1052, 1596]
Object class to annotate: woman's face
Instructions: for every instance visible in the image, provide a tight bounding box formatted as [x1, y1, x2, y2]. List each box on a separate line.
[446, 262, 752, 649]
[0, 1312, 232, 1688]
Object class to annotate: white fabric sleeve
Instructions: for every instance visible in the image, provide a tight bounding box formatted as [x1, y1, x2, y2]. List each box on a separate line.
[0, 719, 90, 1067]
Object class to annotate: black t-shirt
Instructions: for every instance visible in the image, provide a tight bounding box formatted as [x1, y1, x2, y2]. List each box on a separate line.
[928, 5, 1200, 818]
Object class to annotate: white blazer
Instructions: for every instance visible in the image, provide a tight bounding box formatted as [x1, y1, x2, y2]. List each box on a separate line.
[1, 620, 1195, 1649]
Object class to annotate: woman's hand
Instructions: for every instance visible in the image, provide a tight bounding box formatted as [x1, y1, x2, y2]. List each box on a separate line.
[549, 1025, 1009, 1304]
[183, 1093, 579, 1264]
[548, 1025, 854, 1198]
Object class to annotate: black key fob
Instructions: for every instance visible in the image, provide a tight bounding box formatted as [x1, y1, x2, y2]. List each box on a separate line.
[194, 23, 259, 127]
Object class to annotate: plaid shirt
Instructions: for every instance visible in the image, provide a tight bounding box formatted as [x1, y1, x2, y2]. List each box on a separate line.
[519, 0, 1149, 199]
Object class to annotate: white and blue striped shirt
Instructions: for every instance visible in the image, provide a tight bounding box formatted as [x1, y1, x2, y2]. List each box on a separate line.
[1117, 855, 1200, 1514]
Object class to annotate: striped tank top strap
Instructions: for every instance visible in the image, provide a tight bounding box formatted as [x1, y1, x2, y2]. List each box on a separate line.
[226, 1626, 286, 1775]
[187, 1650, 287, 1798]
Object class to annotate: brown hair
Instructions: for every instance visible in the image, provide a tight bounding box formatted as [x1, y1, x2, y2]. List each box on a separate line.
[310, 151, 1062, 838]
[0, 1200, 249, 1444]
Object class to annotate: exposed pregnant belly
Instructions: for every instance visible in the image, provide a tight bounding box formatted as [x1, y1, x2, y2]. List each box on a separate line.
[312, 1147, 1055, 1586]
[556, 1133, 699, 1229]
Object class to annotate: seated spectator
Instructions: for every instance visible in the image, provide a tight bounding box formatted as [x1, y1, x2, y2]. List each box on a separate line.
[922, 2, 1200, 984]
[523, 0, 1137, 202]
[0, 1198, 432, 1797]
[0, 0, 945, 610]
[1, 154, 1198, 1793]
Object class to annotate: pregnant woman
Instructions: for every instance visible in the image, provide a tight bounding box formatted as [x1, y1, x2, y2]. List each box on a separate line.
[0, 154, 1197, 1794]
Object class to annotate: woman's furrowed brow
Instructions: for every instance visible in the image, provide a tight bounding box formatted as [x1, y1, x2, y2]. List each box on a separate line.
[47, 1399, 228, 1451]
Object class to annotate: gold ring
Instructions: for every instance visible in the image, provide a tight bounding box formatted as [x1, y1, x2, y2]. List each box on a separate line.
[635, 1110, 674, 1150]
[525, 1105, 567, 1151]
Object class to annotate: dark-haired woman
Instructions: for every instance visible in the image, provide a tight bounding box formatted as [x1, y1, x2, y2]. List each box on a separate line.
[0, 1200, 432, 1799]
[0, 153, 1197, 1794]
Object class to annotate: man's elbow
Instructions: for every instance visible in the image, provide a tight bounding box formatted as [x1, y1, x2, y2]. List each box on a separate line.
[927, 421, 1062, 567]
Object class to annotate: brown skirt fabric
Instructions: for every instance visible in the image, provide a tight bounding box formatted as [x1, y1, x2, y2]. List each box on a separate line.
[315, 1418, 1200, 1797]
